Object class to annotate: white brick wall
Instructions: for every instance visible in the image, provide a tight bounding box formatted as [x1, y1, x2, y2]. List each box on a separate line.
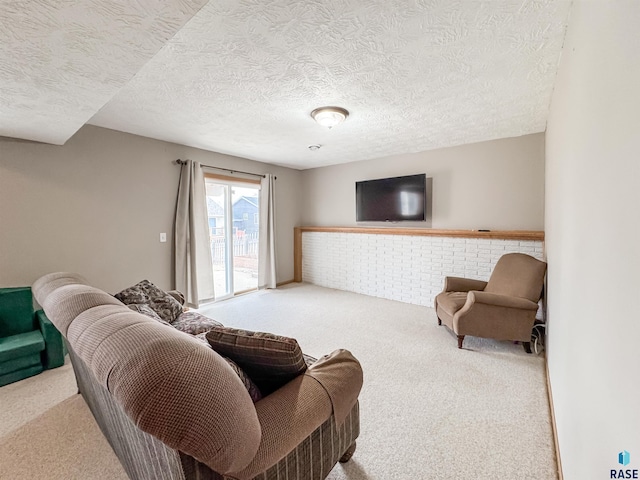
[302, 232, 545, 307]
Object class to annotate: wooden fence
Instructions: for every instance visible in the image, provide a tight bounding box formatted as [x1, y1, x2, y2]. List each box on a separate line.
[211, 232, 259, 265]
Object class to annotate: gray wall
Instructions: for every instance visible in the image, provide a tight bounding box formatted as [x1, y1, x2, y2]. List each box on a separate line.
[300, 133, 545, 230]
[0, 125, 302, 293]
[545, 1, 640, 477]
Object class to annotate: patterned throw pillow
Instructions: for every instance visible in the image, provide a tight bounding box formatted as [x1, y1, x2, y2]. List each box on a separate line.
[115, 280, 183, 323]
[205, 327, 307, 395]
[126, 303, 172, 326]
[193, 331, 211, 345]
[222, 356, 263, 403]
[171, 311, 223, 335]
[303, 353, 318, 368]
[193, 332, 262, 402]
[118, 290, 149, 304]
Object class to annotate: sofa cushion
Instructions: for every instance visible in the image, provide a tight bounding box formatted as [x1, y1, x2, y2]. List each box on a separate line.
[115, 280, 183, 323]
[205, 327, 307, 395]
[172, 311, 223, 335]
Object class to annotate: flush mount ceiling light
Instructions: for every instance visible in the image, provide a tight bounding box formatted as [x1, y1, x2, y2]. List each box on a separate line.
[310, 106, 349, 128]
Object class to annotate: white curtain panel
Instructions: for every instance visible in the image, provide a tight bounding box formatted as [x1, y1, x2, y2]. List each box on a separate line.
[258, 174, 277, 289]
[174, 160, 215, 306]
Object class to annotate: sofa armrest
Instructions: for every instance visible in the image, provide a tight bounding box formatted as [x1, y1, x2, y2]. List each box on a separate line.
[230, 375, 331, 479]
[464, 291, 539, 310]
[36, 310, 66, 369]
[443, 276, 488, 293]
[229, 349, 363, 480]
[306, 349, 363, 424]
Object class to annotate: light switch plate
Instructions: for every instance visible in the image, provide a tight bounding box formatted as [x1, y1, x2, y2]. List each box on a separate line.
[160, 232, 167, 243]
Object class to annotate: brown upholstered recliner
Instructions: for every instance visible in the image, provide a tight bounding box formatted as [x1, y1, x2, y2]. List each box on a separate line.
[434, 253, 547, 352]
[32, 272, 362, 480]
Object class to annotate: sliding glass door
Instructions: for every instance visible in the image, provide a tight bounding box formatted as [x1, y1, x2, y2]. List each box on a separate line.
[205, 176, 260, 300]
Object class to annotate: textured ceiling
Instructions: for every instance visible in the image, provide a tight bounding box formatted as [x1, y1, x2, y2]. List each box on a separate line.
[0, 0, 208, 144]
[3, 0, 571, 169]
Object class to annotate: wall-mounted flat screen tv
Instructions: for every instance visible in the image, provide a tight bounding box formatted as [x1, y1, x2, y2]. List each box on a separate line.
[356, 173, 427, 222]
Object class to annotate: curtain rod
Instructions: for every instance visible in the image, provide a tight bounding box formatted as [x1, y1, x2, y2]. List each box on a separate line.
[175, 159, 275, 179]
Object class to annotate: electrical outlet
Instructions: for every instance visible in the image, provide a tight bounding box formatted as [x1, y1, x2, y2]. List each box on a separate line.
[160, 233, 167, 243]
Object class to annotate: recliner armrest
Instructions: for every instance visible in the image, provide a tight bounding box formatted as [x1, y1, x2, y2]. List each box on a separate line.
[444, 276, 488, 293]
[464, 291, 539, 310]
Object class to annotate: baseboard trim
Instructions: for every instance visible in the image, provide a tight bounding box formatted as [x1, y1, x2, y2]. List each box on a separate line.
[546, 358, 563, 480]
[276, 279, 296, 287]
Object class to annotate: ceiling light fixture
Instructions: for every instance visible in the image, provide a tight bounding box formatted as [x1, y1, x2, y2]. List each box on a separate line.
[308, 144, 322, 151]
[311, 106, 349, 128]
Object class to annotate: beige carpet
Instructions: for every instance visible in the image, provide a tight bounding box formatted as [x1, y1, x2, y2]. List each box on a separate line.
[0, 358, 77, 438]
[0, 283, 557, 479]
[0, 394, 126, 480]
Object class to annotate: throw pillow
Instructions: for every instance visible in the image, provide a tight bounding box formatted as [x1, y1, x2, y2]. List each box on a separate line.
[192, 332, 262, 402]
[205, 326, 307, 395]
[193, 331, 211, 346]
[116, 289, 149, 304]
[171, 311, 223, 335]
[115, 280, 183, 323]
[126, 303, 172, 326]
[303, 353, 318, 368]
[223, 356, 263, 403]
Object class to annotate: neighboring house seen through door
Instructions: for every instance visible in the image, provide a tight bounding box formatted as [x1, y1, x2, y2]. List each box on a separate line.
[205, 175, 260, 300]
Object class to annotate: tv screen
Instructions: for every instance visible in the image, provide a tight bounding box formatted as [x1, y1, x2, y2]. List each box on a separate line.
[356, 174, 426, 222]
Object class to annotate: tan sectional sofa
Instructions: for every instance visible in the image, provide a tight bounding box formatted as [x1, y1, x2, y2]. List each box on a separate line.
[33, 272, 362, 480]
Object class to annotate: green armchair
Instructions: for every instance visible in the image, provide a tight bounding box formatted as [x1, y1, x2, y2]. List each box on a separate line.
[0, 287, 65, 387]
